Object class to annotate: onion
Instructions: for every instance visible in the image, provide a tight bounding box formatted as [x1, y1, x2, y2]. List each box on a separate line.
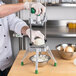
[65, 46, 74, 52]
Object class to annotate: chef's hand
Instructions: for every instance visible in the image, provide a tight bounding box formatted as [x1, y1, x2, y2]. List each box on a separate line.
[25, 28, 44, 43]
[21, 26, 29, 35]
[24, 2, 46, 15]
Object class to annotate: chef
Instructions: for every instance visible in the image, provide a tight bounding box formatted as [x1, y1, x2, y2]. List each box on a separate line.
[0, 0, 46, 76]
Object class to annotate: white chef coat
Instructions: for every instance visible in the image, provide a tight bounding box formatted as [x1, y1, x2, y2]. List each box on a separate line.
[0, 0, 27, 71]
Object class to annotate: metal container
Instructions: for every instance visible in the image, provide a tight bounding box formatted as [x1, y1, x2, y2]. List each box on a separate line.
[29, 55, 51, 67]
[56, 44, 76, 60]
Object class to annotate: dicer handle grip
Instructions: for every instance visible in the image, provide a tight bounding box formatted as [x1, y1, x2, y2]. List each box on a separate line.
[31, 8, 40, 16]
[31, 8, 36, 14]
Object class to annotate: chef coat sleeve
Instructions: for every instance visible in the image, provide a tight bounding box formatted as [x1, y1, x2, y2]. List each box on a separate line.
[7, 13, 28, 35]
[0, 0, 4, 6]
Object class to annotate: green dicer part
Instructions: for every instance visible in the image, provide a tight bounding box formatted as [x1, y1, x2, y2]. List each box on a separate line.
[35, 70, 38, 74]
[54, 63, 57, 67]
[31, 8, 40, 16]
[31, 8, 36, 14]
[21, 62, 24, 66]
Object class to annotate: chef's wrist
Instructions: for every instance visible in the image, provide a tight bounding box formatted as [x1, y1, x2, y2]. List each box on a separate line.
[17, 3, 28, 10]
[26, 28, 34, 37]
[23, 2, 33, 10]
[23, 2, 30, 10]
[21, 26, 29, 35]
[16, 3, 26, 10]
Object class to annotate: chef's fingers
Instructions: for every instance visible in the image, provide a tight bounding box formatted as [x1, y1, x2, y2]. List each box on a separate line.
[41, 6, 46, 15]
[36, 31, 44, 40]
[35, 8, 41, 15]
[35, 8, 39, 15]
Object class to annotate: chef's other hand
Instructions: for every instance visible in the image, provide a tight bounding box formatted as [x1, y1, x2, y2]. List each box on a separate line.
[24, 2, 46, 15]
[26, 28, 44, 43]
[21, 26, 29, 35]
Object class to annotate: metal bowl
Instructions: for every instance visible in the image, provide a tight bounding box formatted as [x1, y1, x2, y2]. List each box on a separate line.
[29, 54, 51, 67]
[56, 44, 76, 60]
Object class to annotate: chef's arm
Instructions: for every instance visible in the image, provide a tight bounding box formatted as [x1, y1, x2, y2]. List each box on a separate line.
[7, 13, 45, 44]
[0, 3, 25, 18]
[7, 14, 29, 35]
[0, 2, 46, 18]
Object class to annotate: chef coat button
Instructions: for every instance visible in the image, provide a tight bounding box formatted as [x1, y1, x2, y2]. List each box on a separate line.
[6, 57, 8, 59]
[21, 33, 23, 35]
[0, 24, 2, 26]
[5, 46, 7, 48]
[4, 35, 6, 37]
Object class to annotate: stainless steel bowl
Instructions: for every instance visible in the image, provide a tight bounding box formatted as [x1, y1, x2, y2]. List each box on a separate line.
[29, 55, 50, 67]
[56, 44, 76, 60]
